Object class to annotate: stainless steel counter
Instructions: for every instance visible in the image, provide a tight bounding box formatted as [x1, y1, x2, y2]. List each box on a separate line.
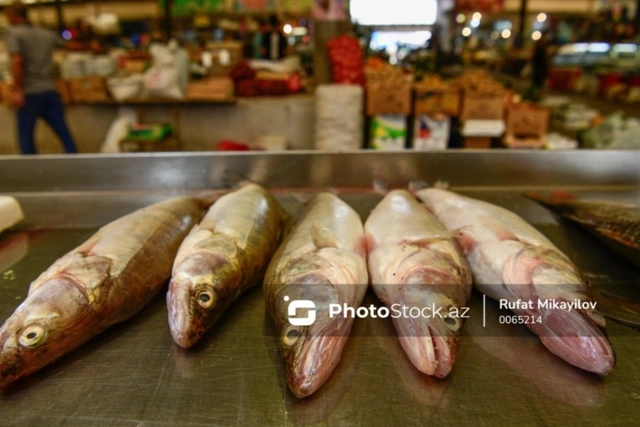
[0, 152, 639, 426]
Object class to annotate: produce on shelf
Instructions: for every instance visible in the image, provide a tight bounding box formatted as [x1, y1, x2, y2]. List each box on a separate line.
[327, 35, 365, 86]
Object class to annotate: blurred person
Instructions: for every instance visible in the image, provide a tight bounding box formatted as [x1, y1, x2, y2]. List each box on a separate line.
[529, 30, 551, 100]
[4, 1, 77, 154]
[261, 15, 287, 60]
[252, 18, 267, 59]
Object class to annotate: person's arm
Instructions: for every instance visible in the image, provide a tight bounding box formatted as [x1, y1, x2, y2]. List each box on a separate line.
[6, 32, 25, 108]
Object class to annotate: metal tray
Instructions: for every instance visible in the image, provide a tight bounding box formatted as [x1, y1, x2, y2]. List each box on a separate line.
[0, 152, 639, 426]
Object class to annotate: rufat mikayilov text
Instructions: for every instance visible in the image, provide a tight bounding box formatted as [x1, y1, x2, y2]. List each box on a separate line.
[329, 303, 471, 320]
[500, 299, 598, 311]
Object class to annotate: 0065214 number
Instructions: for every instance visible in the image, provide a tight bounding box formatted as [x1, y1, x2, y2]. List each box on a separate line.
[499, 315, 543, 325]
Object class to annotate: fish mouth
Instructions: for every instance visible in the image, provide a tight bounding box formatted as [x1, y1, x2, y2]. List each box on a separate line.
[167, 280, 212, 349]
[394, 315, 459, 378]
[529, 308, 616, 375]
[286, 333, 348, 398]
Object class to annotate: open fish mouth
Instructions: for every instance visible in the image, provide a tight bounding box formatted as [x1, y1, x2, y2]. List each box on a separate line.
[528, 308, 615, 375]
[286, 333, 348, 399]
[394, 314, 460, 378]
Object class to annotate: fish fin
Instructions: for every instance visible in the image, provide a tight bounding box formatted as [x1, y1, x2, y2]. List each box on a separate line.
[311, 224, 340, 250]
[401, 234, 456, 249]
[480, 215, 519, 242]
[29, 253, 112, 299]
[372, 178, 389, 196]
[408, 180, 429, 193]
[453, 228, 477, 253]
[594, 227, 635, 247]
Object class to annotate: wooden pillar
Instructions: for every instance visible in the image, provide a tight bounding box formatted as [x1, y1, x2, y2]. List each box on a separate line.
[55, 0, 64, 34]
[163, 0, 173, 41]
[515, 0, 529, 48]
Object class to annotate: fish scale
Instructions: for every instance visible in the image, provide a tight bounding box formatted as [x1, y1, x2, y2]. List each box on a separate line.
[0, 197, 202, 388]
[525, 192, 640, 268]
[416, 188, 616, 376]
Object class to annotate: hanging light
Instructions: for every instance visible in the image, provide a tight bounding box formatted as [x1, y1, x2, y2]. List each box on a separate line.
[501, 29, 512, 39]
[532, 31, 542, 40]
[537, 13, 547, 23]
[462, 27, 472, 37]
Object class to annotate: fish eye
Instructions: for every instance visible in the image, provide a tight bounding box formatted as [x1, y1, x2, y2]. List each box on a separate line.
[281, 325, 302, 347]
[196, 290, 216, 309]
[443, 316, 460, 331]
[19, 325, 46, 348]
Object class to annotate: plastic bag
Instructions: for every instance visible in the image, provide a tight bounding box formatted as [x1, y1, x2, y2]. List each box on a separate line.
[143, 43, 184, 99]
[100, 107, 138, 153]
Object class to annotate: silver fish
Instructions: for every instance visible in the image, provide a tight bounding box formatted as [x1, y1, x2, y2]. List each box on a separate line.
[264, 193, 368, 398]
[0, 197, 202, 387]
[167, 184, 286, 348]
[365, 190, 472, 378]
[416, 188, 615, 375]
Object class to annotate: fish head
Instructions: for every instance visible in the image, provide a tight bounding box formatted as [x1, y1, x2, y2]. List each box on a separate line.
[167, 253, 235, 349]
[393, 265, 471, 378]
[0, 276, 91, 388]
[276, 273, 353, 399]
[506, 246, 616, 375]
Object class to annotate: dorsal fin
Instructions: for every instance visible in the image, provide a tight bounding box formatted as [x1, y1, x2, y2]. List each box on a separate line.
[311, 224, 340, 250]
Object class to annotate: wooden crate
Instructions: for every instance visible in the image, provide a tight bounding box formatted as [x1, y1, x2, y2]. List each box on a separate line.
[67, 77, 110, 103]
[506, 104, 550, 138]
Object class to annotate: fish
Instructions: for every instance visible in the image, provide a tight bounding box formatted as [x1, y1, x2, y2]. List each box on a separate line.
[415, 188, 616, 376]
[525, 191, 640, 268]
[0, 197, 202, 388]
[365, 190, 473, 378]
[167, 184, 286, 348]
[264, 193, 368, 398]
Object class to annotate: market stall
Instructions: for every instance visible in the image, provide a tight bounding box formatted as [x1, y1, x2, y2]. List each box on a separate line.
[0, 151, 639, 425]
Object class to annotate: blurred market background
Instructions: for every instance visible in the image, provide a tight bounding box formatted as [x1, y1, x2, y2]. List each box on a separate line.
[1, 0, 639, 153]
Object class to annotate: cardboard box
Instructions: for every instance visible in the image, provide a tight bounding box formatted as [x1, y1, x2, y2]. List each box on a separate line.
[187, 77, 234, 101]
[460, 93, 505, 121]
[366, 85, 412, 116]
[463, 137, 491, 149]
[370, 115, 407, 150]
[67, 77, 110, 103]
[506, 104, 550, 137]
[413, 114, 450, 150]
[414, 89, 461, 116]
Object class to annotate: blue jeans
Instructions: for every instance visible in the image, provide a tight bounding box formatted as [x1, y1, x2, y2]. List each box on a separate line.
[17, 91, 77, 154]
